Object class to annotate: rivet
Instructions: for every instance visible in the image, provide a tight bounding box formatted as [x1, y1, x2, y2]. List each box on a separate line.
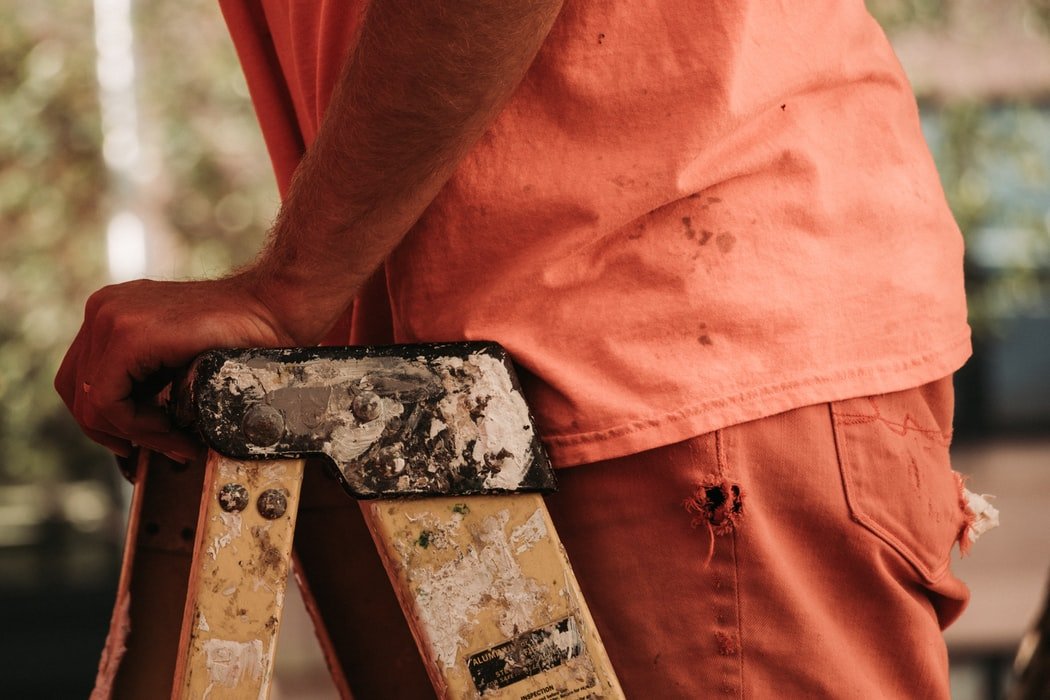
[242, 404, 285, 447]
[352, 391, 382, 422]
[382, 416, 403, 436]
[257, 489, 288, 520]
[218, 483, 249, 512]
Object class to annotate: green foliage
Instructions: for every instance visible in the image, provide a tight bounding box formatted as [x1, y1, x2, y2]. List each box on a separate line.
[866, 0, 949, 31]
[925, 103, 1050, 331]
[1, 1, 275, 484]
[867, 0, 1050, 330]
[131, 0, 276, 276]
[1, 4, 110, 483]
[1026, 0, 1050, 37]
[868, 0, 1050, 38]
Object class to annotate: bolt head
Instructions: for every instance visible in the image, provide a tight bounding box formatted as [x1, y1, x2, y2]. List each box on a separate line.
[242, 404, 285, 447]
[218, 483, 249, 513]
[352, 391, 382, 422]
[257, 489, 288, 520]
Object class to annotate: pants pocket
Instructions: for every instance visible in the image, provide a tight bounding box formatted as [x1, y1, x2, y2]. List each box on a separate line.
[830, 378, 967, 584]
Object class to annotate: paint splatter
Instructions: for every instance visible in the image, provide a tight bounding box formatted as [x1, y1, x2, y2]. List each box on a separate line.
[682, 216, 696, 239]
[715, 232, 736, 254]
[202, 638, 265, 689]
[715, 631, 738, 656]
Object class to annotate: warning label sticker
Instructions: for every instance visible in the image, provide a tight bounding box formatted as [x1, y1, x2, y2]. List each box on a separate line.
[466, 616, 585, 694]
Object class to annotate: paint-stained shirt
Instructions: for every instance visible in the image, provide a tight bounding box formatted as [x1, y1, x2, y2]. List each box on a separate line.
[219, 0, 971, 467]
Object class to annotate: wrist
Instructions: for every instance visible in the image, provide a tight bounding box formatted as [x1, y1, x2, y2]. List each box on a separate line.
[232, 261, 349, 347]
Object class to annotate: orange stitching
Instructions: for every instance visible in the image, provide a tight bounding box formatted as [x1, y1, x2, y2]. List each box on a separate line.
[833, 397, 952, 446]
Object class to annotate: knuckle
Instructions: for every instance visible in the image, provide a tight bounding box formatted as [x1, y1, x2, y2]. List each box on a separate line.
[109, 313, 134, 337]
[84, 287, 111, 315]
[85, 284, 133, 320]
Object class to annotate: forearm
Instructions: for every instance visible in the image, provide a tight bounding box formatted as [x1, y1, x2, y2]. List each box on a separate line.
[250, 0, 564, 344]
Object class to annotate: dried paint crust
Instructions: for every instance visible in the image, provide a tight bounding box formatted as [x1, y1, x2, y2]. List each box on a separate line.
[184, 343, 555, 499]
[366, 495, 623, 699]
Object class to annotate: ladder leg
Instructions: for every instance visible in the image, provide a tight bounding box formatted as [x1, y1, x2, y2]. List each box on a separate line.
[171, 452, 304, 700]
[363, 493, 625, 699]
[291, 461, 432, 699]
[94, 450, 204, 700]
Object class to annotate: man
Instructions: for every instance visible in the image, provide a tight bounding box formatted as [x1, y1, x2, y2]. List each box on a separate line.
[58, 1, 977, 696]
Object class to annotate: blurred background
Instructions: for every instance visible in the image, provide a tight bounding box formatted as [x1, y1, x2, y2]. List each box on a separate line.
[0, 0, 1047, 697]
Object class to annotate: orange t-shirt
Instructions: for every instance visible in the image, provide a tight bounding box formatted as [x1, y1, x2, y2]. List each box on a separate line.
[220, 0, 970, 467]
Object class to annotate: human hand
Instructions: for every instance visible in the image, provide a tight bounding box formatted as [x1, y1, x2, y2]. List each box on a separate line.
[55, 274, 300, 463]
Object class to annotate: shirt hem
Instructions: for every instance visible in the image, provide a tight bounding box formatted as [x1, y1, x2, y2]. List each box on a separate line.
[542, 331, 973, 468]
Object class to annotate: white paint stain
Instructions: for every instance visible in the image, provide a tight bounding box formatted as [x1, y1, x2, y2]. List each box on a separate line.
[429, 417, 448, 438]
[258, 636, 280, 700]
[433, 353, 534, 490]
[206, 511, 242, 560]
[198, 612, 210, 632]
[325, 398, 402, 465]
[510, 509, 548, 555]
[251, 577, 279, 596]
[218, 459, 240, 481]
[406, 509, 546, 667]
[411, 542, 493, 667]
[259, 462, 288, 483]
[201, 638, 265, 689]
[549, 616, 580, 660]
[466, 354, 534, 490]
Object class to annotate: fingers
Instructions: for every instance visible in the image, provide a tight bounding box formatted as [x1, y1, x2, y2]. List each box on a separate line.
[55, 276, 295, 464]
[57, 283, 202, 463]
[79, 366, 201, 462]
[96, 394, 193, 455]
[83, 426, 134, 459]
[72, 368, 167, 455]
[54, 323, 89, 413]
[76, 379, 200, 463]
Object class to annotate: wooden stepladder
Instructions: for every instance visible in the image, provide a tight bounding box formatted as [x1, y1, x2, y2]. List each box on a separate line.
[93, 343, 624, 699]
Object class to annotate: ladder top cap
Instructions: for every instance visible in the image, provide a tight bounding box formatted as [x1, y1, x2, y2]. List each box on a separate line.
[179, 343, 557, 499]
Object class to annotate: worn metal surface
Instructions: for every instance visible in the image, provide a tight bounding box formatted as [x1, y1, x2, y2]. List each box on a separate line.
[181, 343, 556, 499]
[364, 494, 624, 699]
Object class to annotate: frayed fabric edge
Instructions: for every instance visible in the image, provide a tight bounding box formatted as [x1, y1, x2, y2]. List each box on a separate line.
[683, 477, 745, 567]
[955, 471, 1000, 556]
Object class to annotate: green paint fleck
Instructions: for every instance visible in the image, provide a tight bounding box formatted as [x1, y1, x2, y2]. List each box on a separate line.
[416, 530, 431, 548]
[451, 503, 470, 515]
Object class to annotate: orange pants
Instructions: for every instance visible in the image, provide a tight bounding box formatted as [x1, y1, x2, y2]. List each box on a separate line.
[306, 377, 970, 698]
